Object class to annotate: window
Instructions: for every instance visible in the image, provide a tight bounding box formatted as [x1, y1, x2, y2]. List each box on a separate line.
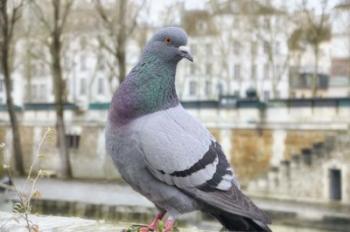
[217, 82, 224, 96]
[205, 81, 211, 95]
[264, 41, 270, 55]
[64, 55, 70, 71]
[97, 53, 105, 70]
[232, 16, 238, 27]
[234, 64, 241, 79]
[98, 60, 105, 70]
[251, 41, 257, 55]
[263, 18, 270, 29]
[39, 84, 46, 99]
[0, 79, 3, 92]
[197, 21, 206, 31]
[80, 54, 87, 71]
[189, 64, 196, 75]
[206, 63, 212, 75]
[264, 91, 270, 100]
[275, 42, 280, 54]
[275, 91, 280, 99]
[80, 78, 87, 95]
[206, 44, 212, 55]
[252, 65, 257, 80]
[233, 41, 240, 55]
[32, 64, 37, 76]
[189, 81, 197, 96]
[264, 64, 270, 79]
[66, 134, 80, 149]
[80, 37, 87, 50]
[97, 77, 104, 95]
[32, 84, 38, 101]
[276, 65, 282, 75]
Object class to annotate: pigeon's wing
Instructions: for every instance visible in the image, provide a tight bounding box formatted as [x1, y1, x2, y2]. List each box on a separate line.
[137, 104, 235, 190]
[137, 104, 270, 224]
[184, 183, 271, 225]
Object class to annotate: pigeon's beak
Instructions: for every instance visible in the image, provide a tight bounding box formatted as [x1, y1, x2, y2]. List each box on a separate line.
[179, 46, 193, 62]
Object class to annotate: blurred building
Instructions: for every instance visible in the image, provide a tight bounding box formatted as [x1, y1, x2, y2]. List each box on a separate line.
[179, 0, 290, 101]
[330, 0, 350, 97]
[289, 0, 350, 98]
[1, 0, 350, 107]
[287, 6, 332, 98]
[0, 0, 295, 107]
[0, 0, 150, 107]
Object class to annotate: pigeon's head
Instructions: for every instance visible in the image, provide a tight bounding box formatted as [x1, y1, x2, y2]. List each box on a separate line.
[144, 27, 193, 63]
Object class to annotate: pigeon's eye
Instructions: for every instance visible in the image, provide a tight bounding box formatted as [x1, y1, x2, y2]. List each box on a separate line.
[164, 37, 172, 44]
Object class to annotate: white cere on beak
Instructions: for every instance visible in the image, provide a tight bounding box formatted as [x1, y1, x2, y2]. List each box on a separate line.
[178, 46, 193, 62]
[179, 46, 190, 53]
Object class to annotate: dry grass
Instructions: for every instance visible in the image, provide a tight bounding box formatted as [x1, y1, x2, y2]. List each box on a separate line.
[0, 127, 55, 232]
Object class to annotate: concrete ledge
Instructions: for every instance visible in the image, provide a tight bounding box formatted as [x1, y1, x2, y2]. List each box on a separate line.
[0, 211, 205, 232]
[0, 211, 121, 232]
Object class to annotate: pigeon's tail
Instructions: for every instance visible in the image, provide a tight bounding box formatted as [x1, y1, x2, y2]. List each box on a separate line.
[210, 210, 272, 232]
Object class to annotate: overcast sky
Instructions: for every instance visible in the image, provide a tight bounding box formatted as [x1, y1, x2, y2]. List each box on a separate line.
[142, 0, 342, 26]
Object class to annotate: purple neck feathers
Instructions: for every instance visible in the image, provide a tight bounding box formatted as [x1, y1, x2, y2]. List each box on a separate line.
[108, 55, 179, 126]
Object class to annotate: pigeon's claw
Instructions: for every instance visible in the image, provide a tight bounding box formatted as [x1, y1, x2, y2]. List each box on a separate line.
[138, 226, 153, 232]
[138, 211, 166, 232]
[163, 217, 175, 232]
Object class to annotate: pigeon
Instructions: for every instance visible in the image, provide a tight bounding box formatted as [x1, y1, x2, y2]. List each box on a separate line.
[106, 27, 271, 232]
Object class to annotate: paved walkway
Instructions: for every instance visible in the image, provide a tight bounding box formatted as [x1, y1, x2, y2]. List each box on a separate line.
[9, 177, 153, 207]
[7, 178, 350, 220]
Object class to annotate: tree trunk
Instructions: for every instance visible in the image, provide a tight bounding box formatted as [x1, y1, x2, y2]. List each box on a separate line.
[348, 35, 350, 97]
[116, 0, 127, 83]
[25, 44, 33, 102]
[0, 0, 25, 175]
[50, 0, 71, 178]
[312, 46, 319, 97]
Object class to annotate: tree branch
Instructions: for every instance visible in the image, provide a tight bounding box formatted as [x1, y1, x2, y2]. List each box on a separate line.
[29, 0, 52, 32]
[97, 35, 115, 56]
[95, 0, 114, 33]
[126, 0, 147, 37]
[8, 0, 24, 40]
[60, 0, 73, 33]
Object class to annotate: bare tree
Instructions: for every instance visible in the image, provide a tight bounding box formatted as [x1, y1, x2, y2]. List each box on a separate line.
[208, 0, 242, 95]
[30, 0, 73, 177]
[95, 0, 147, 87]
[288, 27, 306, 97]
[244, 0, 291, 99]
[0, 0, 25, 175]
[209, 0, 291, 99]
[261, 13, 291, 98]
[301, 0, 331, 97]
[211, 13, 235, 93]
[160, 1, 183, 26]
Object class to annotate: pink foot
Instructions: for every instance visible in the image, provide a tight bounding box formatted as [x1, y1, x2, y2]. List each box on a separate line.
[163, 217, 176, 232]
[139, 211, 166, 232]
[139, 227, 150, 232]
